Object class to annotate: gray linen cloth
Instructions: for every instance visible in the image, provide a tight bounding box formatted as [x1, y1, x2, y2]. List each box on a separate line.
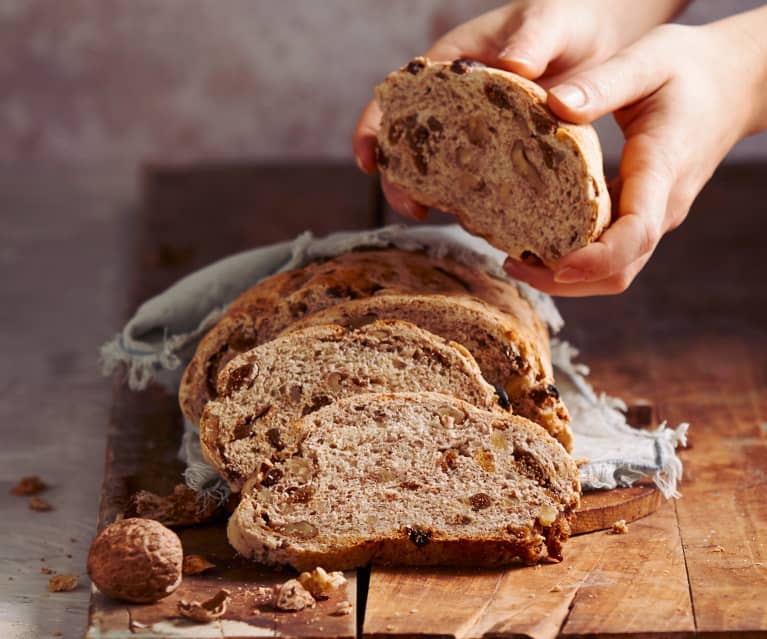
[101, 224, 688, 500]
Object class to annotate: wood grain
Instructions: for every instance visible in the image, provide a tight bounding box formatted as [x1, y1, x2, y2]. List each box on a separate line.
[84, 162, 767, 638]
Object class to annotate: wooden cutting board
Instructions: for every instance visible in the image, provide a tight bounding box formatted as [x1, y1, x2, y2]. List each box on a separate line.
[85, 381, 661, 639]
[86, 164, 767, 638]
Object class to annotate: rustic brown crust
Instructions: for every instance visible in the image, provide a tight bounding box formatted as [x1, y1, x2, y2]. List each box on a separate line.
[227, 392, 580, 571]
[86, 518, 183, 603]
[179, 248, 553, 426]
[375, 57, 611, 267]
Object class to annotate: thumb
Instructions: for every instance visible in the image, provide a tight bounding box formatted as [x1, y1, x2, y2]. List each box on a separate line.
[547, 32, 672, 124]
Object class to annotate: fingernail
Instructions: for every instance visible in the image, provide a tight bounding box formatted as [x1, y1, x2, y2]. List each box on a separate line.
[499, 47, 531, 64]
[355, 155, 372, 175]
[550, 84, 587, 109]
[554, 266, 585, 283]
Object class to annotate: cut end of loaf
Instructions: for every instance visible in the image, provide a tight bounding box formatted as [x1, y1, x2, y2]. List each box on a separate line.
[228, 392, 580, 571]
[375, 57, 610, 267]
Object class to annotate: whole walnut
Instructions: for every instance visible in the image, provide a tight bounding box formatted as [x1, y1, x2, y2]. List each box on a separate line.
[87, 518, 183, 603]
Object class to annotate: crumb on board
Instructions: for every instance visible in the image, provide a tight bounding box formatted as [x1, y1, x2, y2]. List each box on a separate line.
[609, 519, 629, 534]
[183, 554, 216, 575]
[29, 497, 53, 512]
[711, 545, 725, 552]
[40, 567, 54, 575]
[550, 584, 563, 592]
[10, 475, 48, 496]
[330, 600, 353, 616]
[298, 566, 347, 600]
[275, 579, 316, 612]
[178, 589, 230, 622]
[48, 574, 79, 592]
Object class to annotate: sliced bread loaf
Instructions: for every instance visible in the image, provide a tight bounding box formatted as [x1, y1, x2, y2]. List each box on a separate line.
[227, 392, 580, 571]
[179, 248, 547, 426]
[199, 320, 501, 490]
[285, 293, 571, 450]
[375, 57, 611, 267]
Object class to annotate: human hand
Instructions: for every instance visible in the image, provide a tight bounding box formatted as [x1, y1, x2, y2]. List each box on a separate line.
[504, 8, 767, 295]
[353, 0, 688, 220]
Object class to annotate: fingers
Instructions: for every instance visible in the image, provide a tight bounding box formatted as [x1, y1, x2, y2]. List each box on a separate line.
[547, 29, 674, 124]
[534, 133, 674, 293]
[352, 100, 382, 175]
[497, 2, 566, 78]
[381, 179, 428, 220]
[504, 253, 651, 297]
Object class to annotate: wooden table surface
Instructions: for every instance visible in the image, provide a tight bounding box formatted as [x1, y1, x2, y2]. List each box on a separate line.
[2, 162, 765, 638]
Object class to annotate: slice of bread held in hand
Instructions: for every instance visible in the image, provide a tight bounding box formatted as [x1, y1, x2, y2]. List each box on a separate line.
[180, 248, 547, 427]
[375, 57, 611, 267]
[199, 320, 502, 490]
[286, 293, 572, 451]
[227, 392, 581, 571]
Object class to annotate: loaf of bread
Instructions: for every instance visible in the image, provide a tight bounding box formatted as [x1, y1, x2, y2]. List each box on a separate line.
[285, 293, 571, 450]
[227, 392, 580, 571]
[199, 320, 502, 490]
[375, 57, 611, 267]
[179, 249, 554, 427]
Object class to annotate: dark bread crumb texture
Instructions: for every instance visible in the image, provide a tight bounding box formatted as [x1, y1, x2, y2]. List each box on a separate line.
[375, 57, 610, 267]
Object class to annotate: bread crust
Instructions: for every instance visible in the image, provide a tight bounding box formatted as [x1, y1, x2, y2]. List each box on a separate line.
[375, 57, 611, 267]
[179, 249, 553, 426]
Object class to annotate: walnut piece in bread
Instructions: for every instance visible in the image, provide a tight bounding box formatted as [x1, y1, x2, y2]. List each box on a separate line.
[375, 57, 611, 267]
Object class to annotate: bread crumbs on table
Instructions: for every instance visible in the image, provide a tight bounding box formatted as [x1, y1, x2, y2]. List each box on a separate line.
[10, 475, 48, 496]
[48, 573, 79, 592]
[609, 519, 629, 534]
[40, 567, 54, 575]
[29, 497, 53, 511]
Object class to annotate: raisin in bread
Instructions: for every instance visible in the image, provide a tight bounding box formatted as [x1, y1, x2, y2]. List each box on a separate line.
[199, 320, 501, 490]
[375, 57, 611, 267]
[227, 392, 580, 571]
[285, 293, 571, 450]
[179, 248, 548, 426]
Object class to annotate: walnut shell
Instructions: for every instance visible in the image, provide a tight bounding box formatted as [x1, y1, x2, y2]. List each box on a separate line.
[87, 518, 183, 603]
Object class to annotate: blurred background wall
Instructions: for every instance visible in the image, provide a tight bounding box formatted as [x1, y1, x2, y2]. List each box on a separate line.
[1, 0, 765, 167]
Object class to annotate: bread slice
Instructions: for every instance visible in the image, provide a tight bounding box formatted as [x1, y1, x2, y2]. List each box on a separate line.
[179, 248, 547, 426]
[285, 294, 571, 451]
[227, 392, 580, 571]
[375, 57, 611, 267]
[199, 320, 501, 490]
